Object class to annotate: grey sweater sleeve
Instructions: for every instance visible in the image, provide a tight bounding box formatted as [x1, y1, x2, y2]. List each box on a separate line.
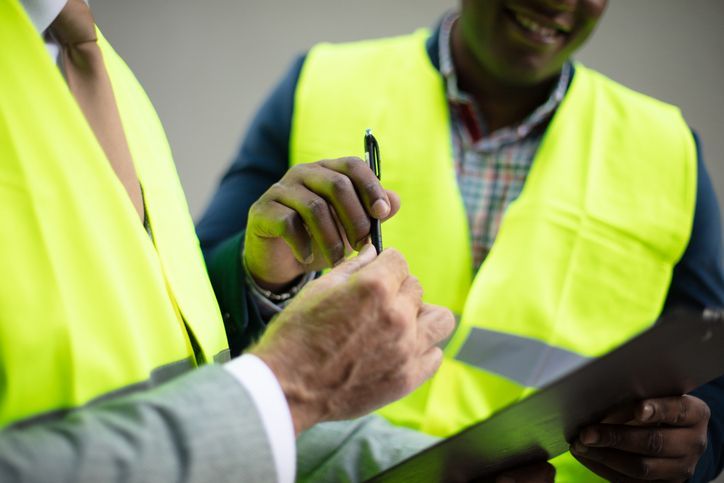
[296, 415, 439, 482]
[0, 365, 277, 483]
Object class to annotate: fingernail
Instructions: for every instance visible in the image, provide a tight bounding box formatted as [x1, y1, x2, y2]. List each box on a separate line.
[371, 199, 390, 219]
[572, 442, 588, 454]
[580, 428, 599, 445]
[496, 477, 515, 483]
[640, 403, 654, 422]
[354, 236, 370, 251]
[302, 253, 314, 265]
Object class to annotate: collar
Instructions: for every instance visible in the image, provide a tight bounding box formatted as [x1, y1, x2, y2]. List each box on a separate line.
[428, 11, 572, 148]
[19, 0, 68, 34]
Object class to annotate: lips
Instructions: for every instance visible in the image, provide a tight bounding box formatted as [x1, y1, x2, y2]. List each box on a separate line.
[503, 4, 573, 46]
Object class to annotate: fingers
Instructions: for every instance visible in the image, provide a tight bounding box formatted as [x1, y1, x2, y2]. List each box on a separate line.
[319, 157, 391, 219]
[572, 396, 710, 482]
[417, 304, 456, 350]
[273, 184, 345, 265]
[396, 274, 424, 317]
[384, 189, 401, 221]
[248, 199, 313, 264]
[571, 445, 699, 481]
[300, 161, 372, 249]
[634, 395, 711, 427]
[576, 424, 707, 458]
[257, 158, 399, 260]
[323, 244, 377, 282]
[495, 462, 556, 483]
[413, 346, 444, 387]
[354, 248, 411, 295]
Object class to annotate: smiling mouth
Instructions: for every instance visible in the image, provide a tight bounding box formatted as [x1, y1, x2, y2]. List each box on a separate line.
[504, 8, 571, 45]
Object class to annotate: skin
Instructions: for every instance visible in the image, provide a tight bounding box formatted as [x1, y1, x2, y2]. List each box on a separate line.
[571, 396, 710, 482]
[251, 246, 455, 435]
[244, 0, 711, 479]
[455, 0, 607, 130]
[245, 156, 400, 291]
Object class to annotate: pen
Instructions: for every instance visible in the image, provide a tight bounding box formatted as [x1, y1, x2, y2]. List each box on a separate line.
[364, 128, 383, 254]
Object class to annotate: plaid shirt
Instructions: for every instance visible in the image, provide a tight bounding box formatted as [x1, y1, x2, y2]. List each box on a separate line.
[439, 12, 571, 271]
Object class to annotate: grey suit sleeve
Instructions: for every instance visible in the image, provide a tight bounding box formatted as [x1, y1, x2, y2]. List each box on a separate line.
[296, 415, 439, 482]
[0, 365, 277, 483]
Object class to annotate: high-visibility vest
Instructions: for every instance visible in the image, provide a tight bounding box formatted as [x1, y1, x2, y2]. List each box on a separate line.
[290, 29, 697, 481]
[0, 0, 229, 428]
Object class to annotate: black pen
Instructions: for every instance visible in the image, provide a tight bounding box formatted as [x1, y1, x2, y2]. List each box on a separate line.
[364, 129, 383, 254]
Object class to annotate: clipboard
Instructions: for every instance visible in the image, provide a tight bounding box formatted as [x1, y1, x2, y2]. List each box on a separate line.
[368, 308, 724, 483]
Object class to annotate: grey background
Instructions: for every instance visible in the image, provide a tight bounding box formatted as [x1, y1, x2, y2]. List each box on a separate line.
[90, 2, 722, 479]
[92, 0, 724, 221]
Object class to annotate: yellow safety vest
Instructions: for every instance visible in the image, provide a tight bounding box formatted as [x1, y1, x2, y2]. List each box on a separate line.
[0, 0, 229, 427]
[290, 29, 697, 481]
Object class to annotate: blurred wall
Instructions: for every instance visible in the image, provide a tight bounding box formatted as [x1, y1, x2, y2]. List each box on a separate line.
[91, 0, 724, 224]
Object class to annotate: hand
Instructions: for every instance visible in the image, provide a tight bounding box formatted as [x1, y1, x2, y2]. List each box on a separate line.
[571, 395, 710, 482]
[492, 462, 556, 483]
[244, 157, 401, 291]
[250, 245, 455, 435]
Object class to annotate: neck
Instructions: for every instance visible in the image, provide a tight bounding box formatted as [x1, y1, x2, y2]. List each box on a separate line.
[450, 23, 559, 133]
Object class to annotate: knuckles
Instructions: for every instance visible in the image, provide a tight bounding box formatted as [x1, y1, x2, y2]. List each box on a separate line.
[385, 306, 413, 334]
[691, 433, 708, 455]
[632, 459, 652, 479]
[280, 210, 303, 234]
[338, 156, 366, 172]
[305, 196, 328, 218]
[645, 429, 664, 455]
[354, 273, 390, 302]
[328, 172, 354, 197]
[363, 180, 382, 197]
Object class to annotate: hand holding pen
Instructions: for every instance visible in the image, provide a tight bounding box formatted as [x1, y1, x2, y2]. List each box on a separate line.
[244, 134, 398, 291]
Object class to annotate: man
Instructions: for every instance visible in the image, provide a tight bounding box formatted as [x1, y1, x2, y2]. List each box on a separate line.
[197, 0, 724, 481]
[0, 0, 473, 481]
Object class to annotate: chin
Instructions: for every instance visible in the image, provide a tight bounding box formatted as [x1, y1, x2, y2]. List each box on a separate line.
[489, 56, 564, 87]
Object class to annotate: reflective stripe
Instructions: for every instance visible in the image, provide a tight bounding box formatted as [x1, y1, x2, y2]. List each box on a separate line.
[455, 328, 591, 388]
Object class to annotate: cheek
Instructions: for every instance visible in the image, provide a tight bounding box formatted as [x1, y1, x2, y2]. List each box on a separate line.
[580, 0, 608, 21]
[568, 0, 607, 46]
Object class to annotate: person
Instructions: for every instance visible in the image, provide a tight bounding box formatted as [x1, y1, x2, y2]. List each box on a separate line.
[196, 0, 724, 481]
[0, 0, 493, 481]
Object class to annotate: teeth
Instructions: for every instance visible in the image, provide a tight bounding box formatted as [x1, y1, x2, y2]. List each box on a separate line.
[514, 13, 557, 38]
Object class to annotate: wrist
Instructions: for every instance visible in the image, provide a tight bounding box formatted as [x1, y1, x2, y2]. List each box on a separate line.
[242, 249, 305, 294]
[242, 243, 304, 292]
[251, 350, 326, 435]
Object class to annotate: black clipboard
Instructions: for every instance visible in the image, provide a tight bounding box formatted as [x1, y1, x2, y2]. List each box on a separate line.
[368, 308, 724, 483]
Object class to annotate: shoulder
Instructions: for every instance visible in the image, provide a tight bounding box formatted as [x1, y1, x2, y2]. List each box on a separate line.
[301, 29, 433, 81]
[573, 64, 686, 130]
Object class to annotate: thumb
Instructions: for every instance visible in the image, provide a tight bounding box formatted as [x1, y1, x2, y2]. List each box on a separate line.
[326, 244, 377, 281]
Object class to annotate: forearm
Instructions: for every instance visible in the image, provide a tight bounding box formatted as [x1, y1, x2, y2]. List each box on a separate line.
[0, 365, 276, 483]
